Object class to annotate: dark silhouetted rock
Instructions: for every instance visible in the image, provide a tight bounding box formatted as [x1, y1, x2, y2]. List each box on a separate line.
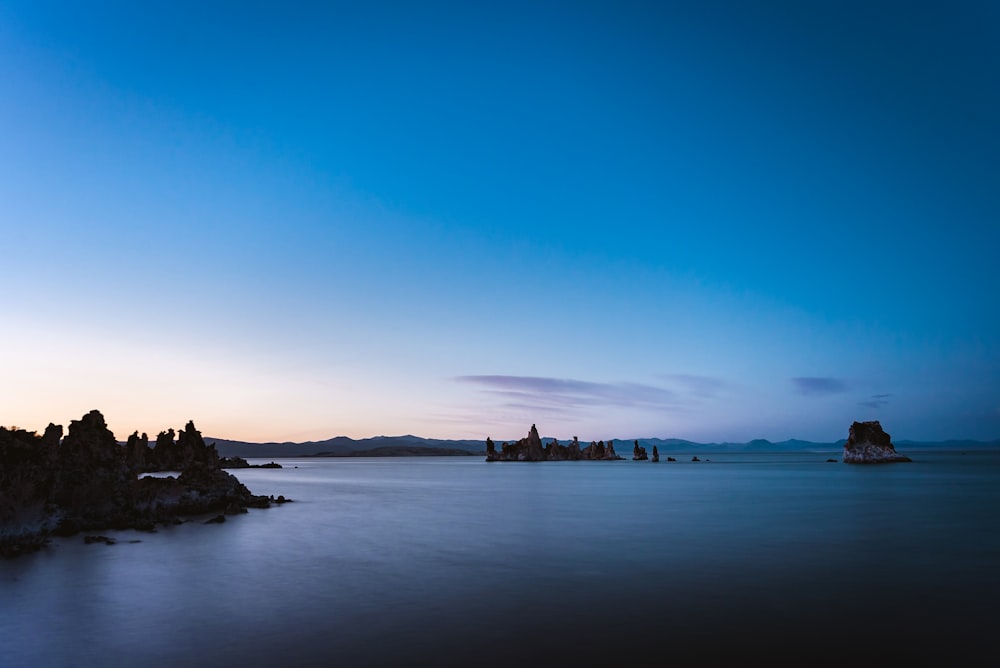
[568, 437, 581, 458]
[51, 410, 137, 536]
[486, 426, 623, 461]
[1, 425, 59, 555]
[652, 445, 659, 462]
[124, 431, 150, 472]
[220, 456, 251, 468]
[2, 409, 284, 558]
[842, 421, 912, 463]
[632, 440, 648, 461]
[152, 428, 179, 471]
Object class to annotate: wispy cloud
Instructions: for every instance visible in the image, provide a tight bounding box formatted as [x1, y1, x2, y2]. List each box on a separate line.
[858, 393, 891, 409]
[658, 373, 726, 397]
[453, 375, 679, 411]
[791, 377, 849, 396]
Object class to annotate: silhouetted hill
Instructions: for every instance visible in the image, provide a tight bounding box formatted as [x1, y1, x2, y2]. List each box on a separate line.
[310, 446, 478, 457]
[208, 435, 485, 457]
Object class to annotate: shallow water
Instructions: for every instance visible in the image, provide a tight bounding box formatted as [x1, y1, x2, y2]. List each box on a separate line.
[2, 451, 999, 666]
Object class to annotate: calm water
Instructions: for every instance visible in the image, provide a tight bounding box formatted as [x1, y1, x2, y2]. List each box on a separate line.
[2, 451, 999, 666]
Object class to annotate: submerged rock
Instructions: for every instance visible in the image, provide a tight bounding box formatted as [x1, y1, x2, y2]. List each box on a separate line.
[842, 421, 912, 463]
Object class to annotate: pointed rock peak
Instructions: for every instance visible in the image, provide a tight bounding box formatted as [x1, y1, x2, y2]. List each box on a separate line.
[73, 409, 108, 431]
[65, 409, 114, 441]
[529, 424, 539, 440]
[42, 423, 63, 446]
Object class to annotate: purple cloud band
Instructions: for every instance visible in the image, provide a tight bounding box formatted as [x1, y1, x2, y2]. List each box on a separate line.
[791, 376, 849, 396]
[859, 393, 891, 409]
[453, 375, 678, 410]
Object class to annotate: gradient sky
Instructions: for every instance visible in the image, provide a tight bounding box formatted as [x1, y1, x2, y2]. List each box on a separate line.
[2, 1, 997, 444]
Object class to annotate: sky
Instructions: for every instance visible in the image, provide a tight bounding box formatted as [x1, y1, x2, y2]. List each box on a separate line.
[1, 0, 997, 444]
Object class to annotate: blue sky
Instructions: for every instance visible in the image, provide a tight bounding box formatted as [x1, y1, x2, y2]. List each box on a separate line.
[2, 1, 997, 443]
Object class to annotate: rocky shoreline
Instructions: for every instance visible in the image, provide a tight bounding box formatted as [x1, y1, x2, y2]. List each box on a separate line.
[1, 410, 288, 559]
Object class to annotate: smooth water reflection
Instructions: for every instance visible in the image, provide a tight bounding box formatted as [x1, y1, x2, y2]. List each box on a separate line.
[3, 452, 999, 666]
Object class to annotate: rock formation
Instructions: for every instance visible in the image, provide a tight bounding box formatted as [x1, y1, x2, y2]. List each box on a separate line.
[632, 440, 648, 461]
[842, 420, 912, 463]
[219, 456, 283, 469]
[486, 426, 624, 462]
[652, 445, 659, 462]
[2, 410, 284, 558]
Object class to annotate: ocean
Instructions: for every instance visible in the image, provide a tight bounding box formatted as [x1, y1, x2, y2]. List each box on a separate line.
[2, 450, 998, 667]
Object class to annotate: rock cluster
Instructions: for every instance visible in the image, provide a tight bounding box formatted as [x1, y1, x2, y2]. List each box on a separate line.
[485, 425, 624, 462]
[1, 410, 284, 558]
[842, 420, 912, 463]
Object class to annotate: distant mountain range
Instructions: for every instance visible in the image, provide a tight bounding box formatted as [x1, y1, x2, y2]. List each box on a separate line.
[207, 435, 487, 458]
[206, 434, 1000, 458]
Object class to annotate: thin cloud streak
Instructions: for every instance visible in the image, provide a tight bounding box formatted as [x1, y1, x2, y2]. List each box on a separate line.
[659, 373, 727, 397]
[859, 393, 891, 409]
[791, 377, 849, 396]
[454, 375, 679, 411]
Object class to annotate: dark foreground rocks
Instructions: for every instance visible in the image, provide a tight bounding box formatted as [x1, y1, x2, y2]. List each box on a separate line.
[842, 420, 912, 463]
[2, 410, 286, 558]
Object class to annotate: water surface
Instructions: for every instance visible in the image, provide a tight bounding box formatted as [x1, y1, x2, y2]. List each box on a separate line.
[3, 451, 998, 666]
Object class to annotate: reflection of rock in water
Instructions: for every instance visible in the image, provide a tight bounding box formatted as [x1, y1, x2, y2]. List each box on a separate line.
[842, 420, 912, 463]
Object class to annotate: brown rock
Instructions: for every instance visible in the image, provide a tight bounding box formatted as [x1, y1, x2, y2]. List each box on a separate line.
[842, 420, 912, 464]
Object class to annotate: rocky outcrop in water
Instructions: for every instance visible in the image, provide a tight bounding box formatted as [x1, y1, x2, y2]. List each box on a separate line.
[842, 420, 912, 463]
[485, 425, 624, 462]
[219, 456, 283, 468]
[652, 445, 659, 462]
[2, 410, 283, 558]
[632, 440, 648, 461]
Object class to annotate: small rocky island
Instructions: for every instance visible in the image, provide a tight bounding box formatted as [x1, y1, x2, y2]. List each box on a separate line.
[632, 441, 659, 461]
[632, 441, 648, 460]
[1, 409, 288, 558]
[485, 424, 624, 461]
[842, 420, 912, 463]
[219, 456, 283, 469]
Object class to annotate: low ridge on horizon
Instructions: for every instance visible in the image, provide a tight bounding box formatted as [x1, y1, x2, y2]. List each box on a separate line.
[204, 429, 1000, 449]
